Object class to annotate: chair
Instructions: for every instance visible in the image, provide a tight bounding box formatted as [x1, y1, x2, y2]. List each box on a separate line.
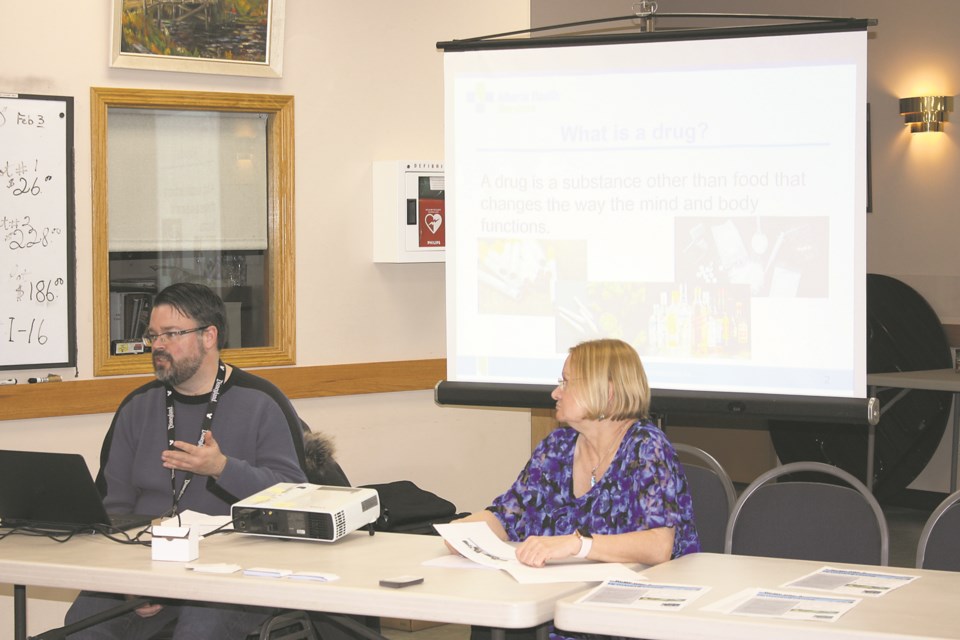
[724, 461, 889, 565]
[673, 443, 737, 553]
[916, 488, 960, 571]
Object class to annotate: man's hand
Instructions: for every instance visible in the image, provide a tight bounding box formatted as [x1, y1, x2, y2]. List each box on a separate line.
[161, 430, 228, 479]
[125, 595, 164, 618]
[514, 534, 581, 567]
[135, 602, 164, 618]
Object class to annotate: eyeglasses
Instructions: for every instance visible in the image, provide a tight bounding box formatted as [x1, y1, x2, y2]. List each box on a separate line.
[557, 377, 578, 389]
[141, 326, 210, 348]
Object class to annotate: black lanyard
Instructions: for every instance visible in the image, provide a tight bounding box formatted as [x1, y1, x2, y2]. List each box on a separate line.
[165, 361, 227, 511]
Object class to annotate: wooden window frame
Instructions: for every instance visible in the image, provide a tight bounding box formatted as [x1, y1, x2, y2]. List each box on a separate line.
[90, 87, 296, 376]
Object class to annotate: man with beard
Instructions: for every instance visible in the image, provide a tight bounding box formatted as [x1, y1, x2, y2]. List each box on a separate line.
[64, 282, 307, 639]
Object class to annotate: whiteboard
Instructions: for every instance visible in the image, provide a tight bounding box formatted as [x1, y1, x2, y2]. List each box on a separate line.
[0, 94, 76, 370]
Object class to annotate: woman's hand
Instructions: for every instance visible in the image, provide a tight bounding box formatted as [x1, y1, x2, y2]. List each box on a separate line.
[515, 534, 581, 567]
[443, 539, 460, 555]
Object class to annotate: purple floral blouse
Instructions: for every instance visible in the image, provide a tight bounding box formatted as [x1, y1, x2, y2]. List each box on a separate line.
[487, 419, 701, 558]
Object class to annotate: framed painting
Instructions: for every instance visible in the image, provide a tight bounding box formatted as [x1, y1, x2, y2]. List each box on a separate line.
[110, 0, 285, 77]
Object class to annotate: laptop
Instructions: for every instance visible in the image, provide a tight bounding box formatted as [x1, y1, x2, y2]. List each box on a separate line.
[0, 450, 156, 531]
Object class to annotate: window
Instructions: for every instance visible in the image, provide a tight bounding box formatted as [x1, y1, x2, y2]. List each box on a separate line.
[91, 88, 295, 376]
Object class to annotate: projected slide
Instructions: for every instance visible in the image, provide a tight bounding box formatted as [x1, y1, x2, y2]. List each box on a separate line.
[445, 30, 867, 399]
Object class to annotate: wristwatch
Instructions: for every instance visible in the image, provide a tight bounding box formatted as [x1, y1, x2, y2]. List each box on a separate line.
[574, 528, 593, 558]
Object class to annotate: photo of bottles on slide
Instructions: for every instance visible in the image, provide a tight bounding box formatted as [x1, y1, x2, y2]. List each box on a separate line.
[476, 215, 828, 360]
[119, 0, 272, 63]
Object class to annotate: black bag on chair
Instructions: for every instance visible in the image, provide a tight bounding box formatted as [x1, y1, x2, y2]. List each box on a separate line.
[360, 480, 468, 534]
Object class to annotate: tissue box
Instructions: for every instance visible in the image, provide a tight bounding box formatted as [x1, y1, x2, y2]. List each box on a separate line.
[152, 526, 199, 562]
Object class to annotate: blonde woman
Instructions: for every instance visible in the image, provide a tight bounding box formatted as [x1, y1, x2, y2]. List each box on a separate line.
[457, 338, 699, 567]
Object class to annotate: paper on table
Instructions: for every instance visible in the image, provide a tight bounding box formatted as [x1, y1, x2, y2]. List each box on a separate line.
[241, 568, 339, 581]
[434, 521, 642, 584]
[186, 563, 242, 574]
[509, 562, 642, 584]
[434, 522, 517, 569]
[703, 588, 860, 622]
[287, 571, 339, 582]
[576, 578, 707, 610]
[782, 566, 919, 597]
[243, 567, 293, 578]
[422, 554, 498, 570]
[191, 564, 338, 581]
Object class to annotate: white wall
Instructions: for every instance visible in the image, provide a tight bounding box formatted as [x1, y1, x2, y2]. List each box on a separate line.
[0, 2, 530, 637]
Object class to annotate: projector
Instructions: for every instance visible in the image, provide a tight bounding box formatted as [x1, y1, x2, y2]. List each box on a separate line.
[232, 483, 380, 542]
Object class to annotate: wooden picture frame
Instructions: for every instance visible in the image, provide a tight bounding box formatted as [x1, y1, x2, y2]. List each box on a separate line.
[110, 0, 285, 78]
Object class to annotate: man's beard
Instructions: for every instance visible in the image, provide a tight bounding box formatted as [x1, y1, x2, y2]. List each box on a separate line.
[153, 345, 205, 387]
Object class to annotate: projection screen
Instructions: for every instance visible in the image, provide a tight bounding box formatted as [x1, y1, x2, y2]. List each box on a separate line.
[438, 24, 873, 422]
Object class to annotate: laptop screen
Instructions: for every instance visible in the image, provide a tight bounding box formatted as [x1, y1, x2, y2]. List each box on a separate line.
[0, 449, 151, 529]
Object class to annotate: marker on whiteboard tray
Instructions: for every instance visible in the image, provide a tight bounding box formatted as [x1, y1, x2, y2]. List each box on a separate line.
[0, 379, 17, 386]
[27, 374, 61, 384]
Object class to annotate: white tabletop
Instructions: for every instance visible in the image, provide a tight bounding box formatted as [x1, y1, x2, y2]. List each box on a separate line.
[868, 369, 960, 393]
[0, 529, 591, 629]
[554, 553, 960, 640]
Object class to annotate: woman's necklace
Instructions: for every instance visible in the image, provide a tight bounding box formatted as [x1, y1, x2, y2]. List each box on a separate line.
[588, 423, 629, 487]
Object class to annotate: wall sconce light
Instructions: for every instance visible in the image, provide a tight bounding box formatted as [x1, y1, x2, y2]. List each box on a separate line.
[899, 96, 954, 133]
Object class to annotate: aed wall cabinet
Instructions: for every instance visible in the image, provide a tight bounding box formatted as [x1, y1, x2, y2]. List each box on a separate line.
[373, 160, 445, 263]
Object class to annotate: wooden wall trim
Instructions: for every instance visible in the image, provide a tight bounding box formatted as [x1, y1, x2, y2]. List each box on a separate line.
[0, 359, 446, 422]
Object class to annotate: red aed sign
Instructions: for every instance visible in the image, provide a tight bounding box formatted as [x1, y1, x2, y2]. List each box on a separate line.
[419, 196, 445, 248]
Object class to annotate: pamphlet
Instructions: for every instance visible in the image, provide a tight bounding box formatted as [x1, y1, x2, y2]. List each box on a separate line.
[781, 566, 918, 597]
[703, 588, 860, 622]
[576, 578, 708, 610]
